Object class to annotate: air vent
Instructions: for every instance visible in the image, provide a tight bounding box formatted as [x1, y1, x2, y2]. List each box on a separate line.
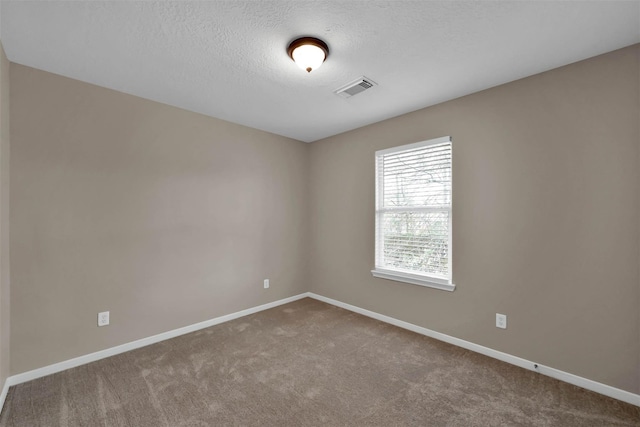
[334, 76, 377, 98]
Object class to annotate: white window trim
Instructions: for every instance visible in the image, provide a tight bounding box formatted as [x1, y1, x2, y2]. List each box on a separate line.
[371, 268, 455, 292]
[372, 136, 455, 292]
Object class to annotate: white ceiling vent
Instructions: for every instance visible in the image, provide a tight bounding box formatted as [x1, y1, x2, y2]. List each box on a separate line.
[334, 76, 377, 99]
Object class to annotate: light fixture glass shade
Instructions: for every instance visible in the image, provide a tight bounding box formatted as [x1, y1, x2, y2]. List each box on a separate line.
[287, 37, 329, 73]
[292, 44, 326, 72]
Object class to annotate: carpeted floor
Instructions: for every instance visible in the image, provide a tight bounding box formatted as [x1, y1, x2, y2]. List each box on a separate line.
[0, 297, 638, 426]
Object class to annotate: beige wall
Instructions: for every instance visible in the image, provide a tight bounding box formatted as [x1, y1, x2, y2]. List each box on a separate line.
[10, 64, 310, 374]
[309, 45, 640, 394]
[0, 41, 10, 387]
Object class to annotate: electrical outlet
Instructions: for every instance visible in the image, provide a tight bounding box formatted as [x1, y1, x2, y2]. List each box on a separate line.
[98, 311, 110, 327]
[496, 313, 507, 329]
[264, 279, 270, 289]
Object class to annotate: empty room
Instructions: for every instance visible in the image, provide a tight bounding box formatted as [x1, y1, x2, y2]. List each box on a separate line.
[0, 1, 638, 426]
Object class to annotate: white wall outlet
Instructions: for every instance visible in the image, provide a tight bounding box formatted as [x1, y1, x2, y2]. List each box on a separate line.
[496, 313, 507, 329]
[264, 279, 270, 289]
[98, 311, 110, 327]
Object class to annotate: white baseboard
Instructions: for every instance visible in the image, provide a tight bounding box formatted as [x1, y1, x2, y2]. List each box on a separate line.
[1, 291, 638, 412]
[0, 379, 9, 413]
[0, 292, 310, 411]
[307, 292, 640, 407]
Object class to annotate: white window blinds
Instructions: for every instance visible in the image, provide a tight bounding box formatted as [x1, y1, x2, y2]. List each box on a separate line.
[373, 136, 453, 290]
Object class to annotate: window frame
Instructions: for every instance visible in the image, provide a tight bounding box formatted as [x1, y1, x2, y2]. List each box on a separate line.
[371, 136, 455, 292]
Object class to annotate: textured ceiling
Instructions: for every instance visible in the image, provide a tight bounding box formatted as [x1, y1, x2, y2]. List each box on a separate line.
[1, 1, 639, 142]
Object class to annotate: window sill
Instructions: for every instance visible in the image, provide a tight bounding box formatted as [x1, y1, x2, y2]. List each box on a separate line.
[371, 269, 455, 292]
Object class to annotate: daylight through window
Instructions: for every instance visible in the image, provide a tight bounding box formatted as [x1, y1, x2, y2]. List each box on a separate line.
[372, 136, 454, 292]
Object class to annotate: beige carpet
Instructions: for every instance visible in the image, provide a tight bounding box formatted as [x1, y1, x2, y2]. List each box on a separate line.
[0, 298, 638, 426]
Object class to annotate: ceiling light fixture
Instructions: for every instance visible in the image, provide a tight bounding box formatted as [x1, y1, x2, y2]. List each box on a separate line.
[287, 37, 329, 73]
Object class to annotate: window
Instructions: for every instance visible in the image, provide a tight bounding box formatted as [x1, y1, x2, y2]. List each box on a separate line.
[371, 136, 454, 291]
